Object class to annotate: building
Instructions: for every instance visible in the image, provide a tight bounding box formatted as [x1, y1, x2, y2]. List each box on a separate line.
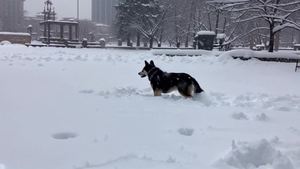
[0, 0, 25, 32]
[92, 0, 118, 25]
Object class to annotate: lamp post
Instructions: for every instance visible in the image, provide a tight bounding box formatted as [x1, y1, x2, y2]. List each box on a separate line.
[77, 0, 80, 40]
[77, 0, 79, 20]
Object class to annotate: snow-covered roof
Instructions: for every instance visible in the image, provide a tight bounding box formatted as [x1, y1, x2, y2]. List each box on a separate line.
[216, 33, 226, 39]
[196, 31, 216, 36]
[207, 0, 248, 4]
[95, 23, 110, 27]
[0, 32, 30, 36]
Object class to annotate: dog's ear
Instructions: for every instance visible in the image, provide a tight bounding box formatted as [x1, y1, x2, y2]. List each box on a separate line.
[144, 60, 149, 65]
[150, 60, 155, 66]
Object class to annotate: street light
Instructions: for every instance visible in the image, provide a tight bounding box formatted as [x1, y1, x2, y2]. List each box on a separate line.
[77, 0, 79, 20]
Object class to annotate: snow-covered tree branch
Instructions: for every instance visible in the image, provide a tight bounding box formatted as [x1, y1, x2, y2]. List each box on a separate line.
[220, 0, 300, 52]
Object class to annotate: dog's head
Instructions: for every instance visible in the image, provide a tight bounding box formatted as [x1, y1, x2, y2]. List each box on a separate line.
[138, 60, 155, 78]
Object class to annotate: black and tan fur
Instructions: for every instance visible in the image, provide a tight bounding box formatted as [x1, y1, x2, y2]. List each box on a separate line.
[138, 60, 204, 97]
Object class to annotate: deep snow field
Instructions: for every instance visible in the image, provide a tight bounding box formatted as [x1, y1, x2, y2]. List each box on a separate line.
[1, 45, 300, 169]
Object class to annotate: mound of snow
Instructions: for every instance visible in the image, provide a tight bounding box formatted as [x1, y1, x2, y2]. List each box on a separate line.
[0, 164, 5, 169]
[0, 41, 11, 45]
[151, 49, 219, 56]
[217, 139, 294, 169]
[222, 49, 300, 60]
[30, 40, 46, 46]
[231, 112, 248, 120]
[255, 113, 269, 122]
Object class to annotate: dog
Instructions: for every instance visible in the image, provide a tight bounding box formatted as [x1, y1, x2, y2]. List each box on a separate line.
[138, 60, 204, 97]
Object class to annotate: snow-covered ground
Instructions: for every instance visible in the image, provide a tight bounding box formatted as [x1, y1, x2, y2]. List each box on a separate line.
[0, 45, 300, 169]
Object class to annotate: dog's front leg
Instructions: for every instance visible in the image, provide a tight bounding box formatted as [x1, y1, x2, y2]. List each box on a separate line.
[154, 89, 162, 96]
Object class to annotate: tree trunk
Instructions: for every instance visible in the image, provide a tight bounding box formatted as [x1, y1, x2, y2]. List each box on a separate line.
[136, 32, 140, 47]
[185, 23, 189, 48]
[126, 33, 131, 47]
[269, 33, 274, 52]
[149, 36, 154, 49]
[215, 10, 220, 34]
[250, 34, 254, 50]
[268, 24, 274, 52]
[274, 31, 280, 51]
[208, 12, 212, 31]
[158, 29, 163, 47]
[222, 17, 227, 33]
[185, 34, 189, 48]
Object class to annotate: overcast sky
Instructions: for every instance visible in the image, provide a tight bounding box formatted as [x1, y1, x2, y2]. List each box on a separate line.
[24, 0, 91, 19]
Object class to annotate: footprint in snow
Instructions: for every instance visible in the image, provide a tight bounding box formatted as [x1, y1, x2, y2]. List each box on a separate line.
[178, 128, 194, 136]
[79, 90, 95, 94]
[52, 132, 78, 140]
[231, 112, 248, 120]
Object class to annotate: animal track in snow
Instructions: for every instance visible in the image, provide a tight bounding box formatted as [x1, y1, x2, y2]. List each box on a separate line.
[178, 128, 194, 136]
[231, 112, 249, 120]
[81, 87, 300, 112]
[79, 89, 95, 94]
[52, 132, 78, 140]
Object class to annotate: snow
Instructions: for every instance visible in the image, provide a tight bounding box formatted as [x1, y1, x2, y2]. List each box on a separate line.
[223, 49, 300, 59]
[294, 44, 300, 47]
[216, 33, 226, 39]
[0, 164, 5, 169]
[196, 31, 216, 36]
[0, 41, 12, 45]
[30, 40, 46, 46]
[217, 139, 295, 169]
[1, 45, 300, 169]
[273, 23, 300, 33]
[0, 32, 30, 36]
[208, 0, 248, 4]
[152, 49, 219, 56]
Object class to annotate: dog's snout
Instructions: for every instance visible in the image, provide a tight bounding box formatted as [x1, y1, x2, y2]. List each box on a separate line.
[138, 71, 146, 78]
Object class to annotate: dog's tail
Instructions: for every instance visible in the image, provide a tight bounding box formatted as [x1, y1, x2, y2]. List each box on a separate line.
[191, 77, 204, 93]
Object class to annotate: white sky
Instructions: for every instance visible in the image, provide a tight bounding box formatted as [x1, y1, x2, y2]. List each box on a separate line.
[24, 0, 91, 20]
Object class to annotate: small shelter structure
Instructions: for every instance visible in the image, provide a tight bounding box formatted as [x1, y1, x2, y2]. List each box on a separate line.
[40, 0, 79, 44]
[194, 31, 216, 50]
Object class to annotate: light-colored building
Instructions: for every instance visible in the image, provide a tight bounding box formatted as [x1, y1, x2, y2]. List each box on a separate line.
[0, 0, 25, 32]
[91, 0, 118, 26]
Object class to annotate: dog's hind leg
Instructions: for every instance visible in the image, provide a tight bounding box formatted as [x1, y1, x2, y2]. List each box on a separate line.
[178, 84, 193, 97]
[154, 89, 162, 96]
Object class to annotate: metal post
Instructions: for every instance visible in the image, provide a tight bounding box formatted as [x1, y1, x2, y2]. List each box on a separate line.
[77, 0, 79, 20]
[77, 0, 80, 40]
[60, 24, 64, 40]
[69, 25, 72, 41]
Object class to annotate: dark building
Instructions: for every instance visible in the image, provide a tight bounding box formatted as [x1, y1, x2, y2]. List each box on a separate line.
[0, 0, 25, 32]
[91, 0, 118, 25]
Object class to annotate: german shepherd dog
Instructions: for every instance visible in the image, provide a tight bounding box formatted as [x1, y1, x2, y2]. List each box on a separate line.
[138, 60, 204, 97]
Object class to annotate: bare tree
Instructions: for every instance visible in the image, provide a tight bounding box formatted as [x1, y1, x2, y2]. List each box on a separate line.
[222, 0, 300, 52]
[115, 0, 165, 48]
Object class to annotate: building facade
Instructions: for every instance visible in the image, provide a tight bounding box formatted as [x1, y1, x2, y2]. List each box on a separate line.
[91, 0, 118, 25]
[0, 0, 25, 32]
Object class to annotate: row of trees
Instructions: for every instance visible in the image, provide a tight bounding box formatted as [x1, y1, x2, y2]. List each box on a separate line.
[114, 0, 300, 52]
